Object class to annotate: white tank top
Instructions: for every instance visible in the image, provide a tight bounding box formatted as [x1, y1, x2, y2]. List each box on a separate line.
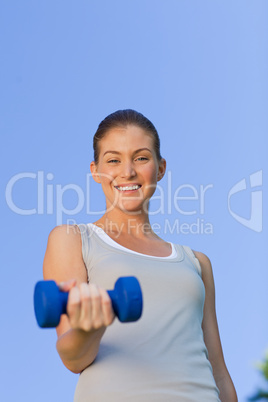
[74, 223, 220, 401]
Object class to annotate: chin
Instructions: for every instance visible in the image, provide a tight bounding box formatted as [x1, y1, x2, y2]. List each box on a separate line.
[115, 200, 147, 215]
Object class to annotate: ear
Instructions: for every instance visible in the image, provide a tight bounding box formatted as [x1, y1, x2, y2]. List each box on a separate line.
[157, 158, 166, 182]
[90, 161, 101, 183]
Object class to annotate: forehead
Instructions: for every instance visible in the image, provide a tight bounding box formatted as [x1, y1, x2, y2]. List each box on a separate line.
[99, 125, 154, 151]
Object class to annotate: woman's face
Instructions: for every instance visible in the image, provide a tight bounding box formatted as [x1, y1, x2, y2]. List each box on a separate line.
[90, 125, 166, 216]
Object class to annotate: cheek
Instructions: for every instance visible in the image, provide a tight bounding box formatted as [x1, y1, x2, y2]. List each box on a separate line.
[140, 166, 159, 194]
[97, 164, 116, 184]
[142, 164, 158, 181]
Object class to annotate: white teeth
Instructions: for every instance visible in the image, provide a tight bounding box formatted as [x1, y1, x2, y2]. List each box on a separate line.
[116, 185, 140, 191]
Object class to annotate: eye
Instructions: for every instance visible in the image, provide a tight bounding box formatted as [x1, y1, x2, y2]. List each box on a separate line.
[136, 157, 149, 163]
[136, 157, 149, 162]
[107, 159, 120, 164]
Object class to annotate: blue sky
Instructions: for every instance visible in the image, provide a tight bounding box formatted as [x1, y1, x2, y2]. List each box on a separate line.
[1, 1, 267, 401]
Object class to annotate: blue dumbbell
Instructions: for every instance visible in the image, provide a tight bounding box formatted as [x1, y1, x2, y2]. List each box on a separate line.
[34, 276, 143, 328]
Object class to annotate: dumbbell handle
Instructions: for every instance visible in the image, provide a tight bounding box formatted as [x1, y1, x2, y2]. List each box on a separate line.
[34, 276, 143, 328]
[49, 289, 135, 317]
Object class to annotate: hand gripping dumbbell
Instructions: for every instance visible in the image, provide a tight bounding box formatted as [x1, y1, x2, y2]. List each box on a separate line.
[34, 276, 143, 328]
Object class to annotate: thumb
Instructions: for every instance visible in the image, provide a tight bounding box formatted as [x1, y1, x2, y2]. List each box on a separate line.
[58, 279, 77, 292]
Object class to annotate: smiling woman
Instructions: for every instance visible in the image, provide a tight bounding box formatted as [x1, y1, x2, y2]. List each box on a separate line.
[43, 109, 237, 401]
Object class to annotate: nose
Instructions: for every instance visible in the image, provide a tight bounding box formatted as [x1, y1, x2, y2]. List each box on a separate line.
[120, 161, 137, 179]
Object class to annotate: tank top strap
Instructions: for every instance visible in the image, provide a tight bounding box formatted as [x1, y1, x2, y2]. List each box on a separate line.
[76, 223, 93, 279]
[182, 245, 202, 277]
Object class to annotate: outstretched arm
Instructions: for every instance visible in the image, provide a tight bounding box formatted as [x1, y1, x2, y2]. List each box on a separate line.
[43, 225, 115, 373]
[194, 251, 238, 402]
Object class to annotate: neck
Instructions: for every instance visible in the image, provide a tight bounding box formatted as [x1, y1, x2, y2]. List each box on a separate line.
[95, 211, 153, 238]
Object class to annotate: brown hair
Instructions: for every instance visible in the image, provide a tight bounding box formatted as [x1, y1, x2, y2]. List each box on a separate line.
[93, 109, 162, 164]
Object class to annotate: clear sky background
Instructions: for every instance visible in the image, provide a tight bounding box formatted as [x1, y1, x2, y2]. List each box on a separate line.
[1, 1, 267, 401]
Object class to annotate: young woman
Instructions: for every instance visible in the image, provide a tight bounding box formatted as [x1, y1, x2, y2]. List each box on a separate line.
[43, 109, 237, 401]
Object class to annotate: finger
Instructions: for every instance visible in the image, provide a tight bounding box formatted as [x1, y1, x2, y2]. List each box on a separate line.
[89, 284, 104, 329]
[79, 283, 93, 331]
[58, 279, 77, 292]
[67, 286, 81, 328]
[99, 288, 115, 326]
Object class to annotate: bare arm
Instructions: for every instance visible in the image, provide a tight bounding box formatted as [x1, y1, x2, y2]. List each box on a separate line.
[194, 251, 238, 402]
[43, 225, 115, 373]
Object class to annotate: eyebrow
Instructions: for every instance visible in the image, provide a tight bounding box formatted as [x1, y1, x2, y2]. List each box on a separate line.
[103, 148, 153, 157]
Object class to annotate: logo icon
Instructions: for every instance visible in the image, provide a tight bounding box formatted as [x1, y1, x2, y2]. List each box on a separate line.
[227, 170, 263, 232]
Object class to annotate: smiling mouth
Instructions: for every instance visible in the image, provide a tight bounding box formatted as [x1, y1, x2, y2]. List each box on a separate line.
[114, 184, 142, 192]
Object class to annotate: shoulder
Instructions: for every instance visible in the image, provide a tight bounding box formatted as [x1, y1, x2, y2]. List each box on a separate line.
[192, 251, 212, 270]
[43, 224, 86, 282]
[192, 250, 215, 288]
[46, 224, 82, 262]
[46, 224, 84, 254]
[48, 224, 81, 243]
